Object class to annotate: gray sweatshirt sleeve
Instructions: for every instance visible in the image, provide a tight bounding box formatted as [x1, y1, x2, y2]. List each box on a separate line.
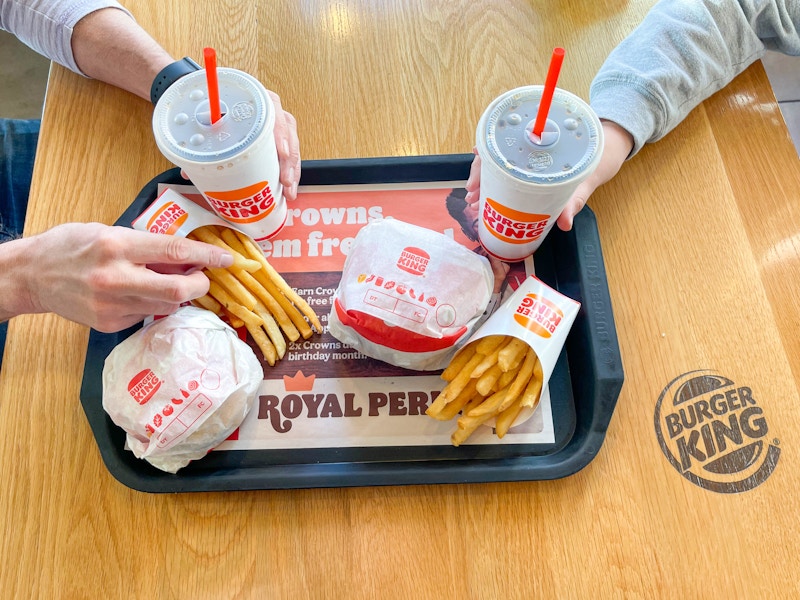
[0, 0, 133, 76]
[590, 0, 800, 156]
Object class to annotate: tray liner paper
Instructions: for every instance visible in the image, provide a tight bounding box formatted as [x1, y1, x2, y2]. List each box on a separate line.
[139, 180, 558, 449]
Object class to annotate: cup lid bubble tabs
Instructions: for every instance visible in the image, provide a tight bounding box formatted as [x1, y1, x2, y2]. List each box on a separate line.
[154, 68, 273, 163]
[482, 86, 601, 185]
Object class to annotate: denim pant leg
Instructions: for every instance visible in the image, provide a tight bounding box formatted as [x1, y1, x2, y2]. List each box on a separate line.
[0, 118, 41, 371]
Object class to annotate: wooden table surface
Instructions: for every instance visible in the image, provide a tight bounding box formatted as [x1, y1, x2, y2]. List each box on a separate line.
[3, 1, 800, 597]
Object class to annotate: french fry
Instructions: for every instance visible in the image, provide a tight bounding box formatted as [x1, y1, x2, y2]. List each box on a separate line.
[192, 293, 223, 315]
[467, 384, 511, 417]
[470, 342, 507, 379]
[475, 363, 503, 396]
[475, 335, 507, 356]
[183, 225, 321, 367]
[497, 349, 537, 412]
[438, 352, 484, 404]
[236, 231, 323, 333]
[441, 342, 478, 382]
[222, 309, 245, 329]
[233, 267, 301, 342]
[254, 302, 287, 359]
[521, 358, 544, 408]
[497, 369, 517, 391]
[431, 380, 480, 421]
[430, 334, 546, 446]
[452, 412, 495, 447]
[498, 338, 528, 372]
[188, 227, 261, 272]
[245, 321, 278, 367]
[495, 399, 525, 438]
[205, 267, 258, 310]
[208, 281, 263, 328]
[252, 269, 312, 339]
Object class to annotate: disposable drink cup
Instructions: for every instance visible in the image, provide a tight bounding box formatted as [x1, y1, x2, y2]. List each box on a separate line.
[475, 85, 603, 262]
[153, 68, 285, 247]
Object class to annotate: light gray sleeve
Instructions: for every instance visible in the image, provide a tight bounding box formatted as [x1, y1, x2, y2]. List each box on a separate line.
[590, 0, 800, 156]
[0, 0, 133, 76]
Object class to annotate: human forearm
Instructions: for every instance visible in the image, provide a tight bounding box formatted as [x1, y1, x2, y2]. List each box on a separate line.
[71, 7, 174, 101]
[1, 224, 235, 332]
[0, 238, 36, 322]
[590, 0, 800, 156]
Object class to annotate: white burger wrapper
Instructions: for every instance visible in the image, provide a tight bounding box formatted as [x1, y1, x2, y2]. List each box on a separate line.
[329, 218, 494, 371]
[102, 306, 263, 473]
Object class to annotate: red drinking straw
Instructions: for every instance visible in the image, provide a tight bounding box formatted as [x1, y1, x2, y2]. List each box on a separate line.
[204, 47, 222, 124]
[532, 47, 565, 139]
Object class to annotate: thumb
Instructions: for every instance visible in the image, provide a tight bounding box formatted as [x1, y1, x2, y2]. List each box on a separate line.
[557, 179, 596, 231]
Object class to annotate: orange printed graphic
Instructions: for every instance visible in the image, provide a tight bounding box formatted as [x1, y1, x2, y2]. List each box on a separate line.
[205, 181, 275, 224]
[284, 370, 316, 391]
[513, 293, 564, 338]
[483, 197, 550, 245]
[127, 369, 162, 405]
[396, 247, 430, 276]
[146, 202, 189, 235]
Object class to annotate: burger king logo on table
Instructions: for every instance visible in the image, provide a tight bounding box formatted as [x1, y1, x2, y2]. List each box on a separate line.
[654, 370, 781, 493]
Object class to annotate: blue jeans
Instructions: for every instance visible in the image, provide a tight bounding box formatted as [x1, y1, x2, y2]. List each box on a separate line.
[0, 118, 40, 370]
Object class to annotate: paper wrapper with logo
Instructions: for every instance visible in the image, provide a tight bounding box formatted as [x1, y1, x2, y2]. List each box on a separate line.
[132, 187, 242, 238]
[328, 218, 494, 371]
[101, 306, 263, 473]
[428, 275, 580, 444]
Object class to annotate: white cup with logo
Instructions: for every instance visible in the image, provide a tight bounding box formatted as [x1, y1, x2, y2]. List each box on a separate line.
[476, 85, 604, 262]
[153, 68, 285, 248]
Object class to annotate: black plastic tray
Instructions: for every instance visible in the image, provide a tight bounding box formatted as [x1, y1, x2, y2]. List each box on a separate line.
[79, 154, 624, 492]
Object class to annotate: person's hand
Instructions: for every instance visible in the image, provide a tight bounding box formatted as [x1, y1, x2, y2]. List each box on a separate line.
[555, 120, 633, 230]
[463, 120, 634, 231]
[487, 255, 511, 294]
[269, 91, 301, 201]
[13, 223, 234, 332]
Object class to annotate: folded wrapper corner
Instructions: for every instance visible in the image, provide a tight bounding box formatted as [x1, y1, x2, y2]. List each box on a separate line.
[329, 218, 494, 371]
[102, 306, 263, 474]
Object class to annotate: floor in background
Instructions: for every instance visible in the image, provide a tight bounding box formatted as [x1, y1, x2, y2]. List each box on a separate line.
[0, 32, 50, 120]
[1, 32, 798, 153]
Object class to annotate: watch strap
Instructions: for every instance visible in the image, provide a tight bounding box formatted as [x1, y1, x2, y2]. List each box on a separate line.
[150, 57, 202, 106]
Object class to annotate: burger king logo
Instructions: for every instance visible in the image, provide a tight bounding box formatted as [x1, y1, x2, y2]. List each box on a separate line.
[128, 369, 163, 405]
[513, 293, 563, 338]
[654, 370, 780, 493]
[396, 247, 430, 276]
[482, 197, 549, 245]
[205, 181, 275, 224]
[146, 202, 189, 235]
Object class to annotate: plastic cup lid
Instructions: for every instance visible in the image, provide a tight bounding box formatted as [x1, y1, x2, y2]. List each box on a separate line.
[154, 68, 271, 163]
[481, 87, 601, 185]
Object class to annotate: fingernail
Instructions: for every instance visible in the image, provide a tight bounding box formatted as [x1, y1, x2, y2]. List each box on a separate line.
[292, 180, 298, 198]
[283, 138, 290, 156]
[219, 252, 234, 267]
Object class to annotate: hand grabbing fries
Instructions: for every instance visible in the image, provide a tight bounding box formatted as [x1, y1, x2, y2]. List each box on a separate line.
[426, 335, 544, 446]
[187, 225, 322, 366]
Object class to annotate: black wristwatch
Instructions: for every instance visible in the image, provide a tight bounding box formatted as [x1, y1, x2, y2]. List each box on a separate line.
[150, 57, 202, 105]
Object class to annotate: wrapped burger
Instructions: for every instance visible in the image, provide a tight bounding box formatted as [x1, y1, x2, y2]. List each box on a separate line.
[329, 218, 494, 370]
[102, 306, 263, 473]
